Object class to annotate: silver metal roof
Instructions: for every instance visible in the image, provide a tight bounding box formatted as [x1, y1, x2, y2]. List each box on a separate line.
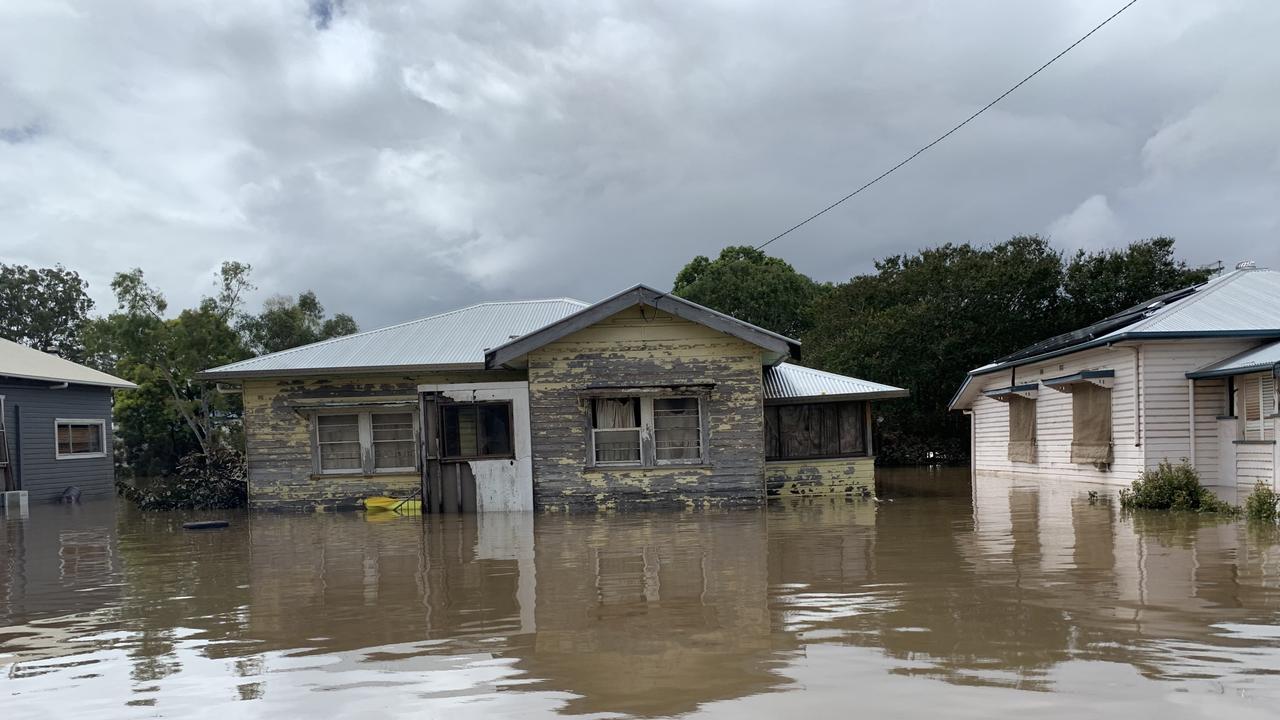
[764, 362, 908, 401]
[0, 338, 136, 388]
[197, 299, 588, 379]
[1105, 268, 1280, 336]
[1188, 340, 1280, 379]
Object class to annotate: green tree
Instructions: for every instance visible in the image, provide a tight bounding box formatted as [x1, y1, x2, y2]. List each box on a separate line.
[673, 246, 828, 339]
[0, 263, 95, 360]
[806, 236, 1066, 464]
[1062, 237, 1215, 327]
[86, 262, 254, 473]
[240, 290, 359, 354]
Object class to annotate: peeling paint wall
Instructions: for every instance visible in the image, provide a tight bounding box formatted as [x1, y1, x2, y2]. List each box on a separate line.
[526, 305, 766, 511]
[242, 370, 522, 510]
[765, 457, 875, 498]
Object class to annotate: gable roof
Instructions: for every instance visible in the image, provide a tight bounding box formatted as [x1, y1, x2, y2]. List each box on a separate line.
[950, 267, 1280, 410]
[0, 338, 136, 389]
[196, 298, 588, 380]
[484, 284, 801, 369]
[764, 363, 908, 402]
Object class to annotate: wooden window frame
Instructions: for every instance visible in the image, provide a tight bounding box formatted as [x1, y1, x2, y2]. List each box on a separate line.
[54, 418, 107, 460]
[438, 401, 516, 462]
[588, 395, 706, 468]
[311, 409, 419, 476]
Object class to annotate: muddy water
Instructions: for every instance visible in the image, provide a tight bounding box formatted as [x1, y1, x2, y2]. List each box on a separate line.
[4, 469, 1280, 719]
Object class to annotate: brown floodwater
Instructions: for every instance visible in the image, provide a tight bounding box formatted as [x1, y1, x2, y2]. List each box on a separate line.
[4, 468, 1280, 719]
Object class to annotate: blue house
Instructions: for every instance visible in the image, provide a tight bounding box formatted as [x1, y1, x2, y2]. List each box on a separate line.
[1, 338, 135, 503]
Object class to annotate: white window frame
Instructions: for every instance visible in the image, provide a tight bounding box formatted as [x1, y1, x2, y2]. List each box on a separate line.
[1241, 372, 1277, 442]
[312, 409, 419, 476]
[54, 418, 107, 460]
[589, 395, 705, 468]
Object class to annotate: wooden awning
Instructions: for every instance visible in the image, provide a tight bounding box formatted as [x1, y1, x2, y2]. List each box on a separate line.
[1043, 369, 1114, 392]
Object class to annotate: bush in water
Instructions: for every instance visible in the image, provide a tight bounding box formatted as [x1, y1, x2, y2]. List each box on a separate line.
[1118, 460, 1235, 514]
[1244, 481, 1279, 523]
[117, 446, 247, 510]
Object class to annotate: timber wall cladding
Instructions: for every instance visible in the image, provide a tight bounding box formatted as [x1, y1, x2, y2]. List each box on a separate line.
[527, 305, 766, 511]
[765, 457, 874, 497]
[242, 370, 520, 509]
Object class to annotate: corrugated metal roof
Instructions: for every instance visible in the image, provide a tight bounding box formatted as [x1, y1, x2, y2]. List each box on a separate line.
[1188, 340, 1280, 379]
[764, 363, 909, 401]
[198, 298, 588, 378]
[0, 338, 136, 388]
[1106, 267, 1280, 336]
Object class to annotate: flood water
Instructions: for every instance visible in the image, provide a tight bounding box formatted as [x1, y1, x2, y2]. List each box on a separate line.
[4, 469, 1280, 719]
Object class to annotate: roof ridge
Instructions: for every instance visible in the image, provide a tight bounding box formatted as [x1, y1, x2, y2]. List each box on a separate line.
[223, 297, 589, 371]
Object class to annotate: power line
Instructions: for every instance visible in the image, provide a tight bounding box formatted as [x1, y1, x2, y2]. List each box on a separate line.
[754, 0, 1140, 252]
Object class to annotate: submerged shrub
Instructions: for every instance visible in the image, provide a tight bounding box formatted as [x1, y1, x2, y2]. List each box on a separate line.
[1118, 461, 1235, 514]
[1244, 481, 1280, 522]
[117, 446, 247, 510]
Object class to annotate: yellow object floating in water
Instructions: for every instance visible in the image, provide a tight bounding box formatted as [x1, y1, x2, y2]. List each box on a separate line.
[363, 496, 422, 513]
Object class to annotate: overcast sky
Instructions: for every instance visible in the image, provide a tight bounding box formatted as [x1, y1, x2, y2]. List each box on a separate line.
[2, 0, 1277, 330]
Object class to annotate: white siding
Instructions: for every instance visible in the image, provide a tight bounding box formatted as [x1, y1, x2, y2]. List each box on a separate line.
[1190, 377, 1228, 487]
[1235, 442, 1275, 497]
[972, 345, 1140, 486]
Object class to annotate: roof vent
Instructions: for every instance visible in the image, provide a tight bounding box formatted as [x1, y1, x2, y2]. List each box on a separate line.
[1236, 260, 1257, 270]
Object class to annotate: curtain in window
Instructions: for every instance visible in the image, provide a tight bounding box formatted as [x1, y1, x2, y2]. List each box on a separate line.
[594, 398, 638, 429]
[593, 398, 641, 463]
[1070, 383, 1113, 465]
[654, 397, 700, 461]
[1007, 396, 1036, 463]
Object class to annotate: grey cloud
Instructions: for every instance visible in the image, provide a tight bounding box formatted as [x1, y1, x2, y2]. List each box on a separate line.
[0, 0, 1276, 330]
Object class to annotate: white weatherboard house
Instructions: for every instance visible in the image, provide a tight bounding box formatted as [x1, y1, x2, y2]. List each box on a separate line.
[951, 264, 1280, 502]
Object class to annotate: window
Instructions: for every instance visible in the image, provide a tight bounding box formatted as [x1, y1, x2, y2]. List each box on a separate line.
[1007, 397, 1036, 463]
[440, 402, 513, 460]
[314, 410, 418, 474]
[55, 420, 105, 459]
[764, 401, 866, 460]
[589, 396, 704, 467]
[1069, 383, 1113, 465]
[1241, 372, 1277, 441]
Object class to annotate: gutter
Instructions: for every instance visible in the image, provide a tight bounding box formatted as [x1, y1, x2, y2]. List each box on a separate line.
[194, 361, 490, 381]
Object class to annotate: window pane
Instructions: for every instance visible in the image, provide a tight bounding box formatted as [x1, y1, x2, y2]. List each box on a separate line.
[594, 428, 641, 464]
[372, 413, 413, 441]
[478, 404, 512, 457]
[317, 414, 361, 471]
[372, 413, 415, 469]
[317, 414, 359, 443]
[72, 425, 103, 454]
[57, 424, 73, 455]
[593, 398, 639, 429]
[320, 443, 362, 470]
[441, 405, 478, 458]
[655, 397, 701, 461]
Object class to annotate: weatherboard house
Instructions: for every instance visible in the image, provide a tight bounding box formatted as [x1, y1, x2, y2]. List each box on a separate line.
[1, 338, 136, 503]
[197, 285, 907, 511]
[951, 264, 1280, 502]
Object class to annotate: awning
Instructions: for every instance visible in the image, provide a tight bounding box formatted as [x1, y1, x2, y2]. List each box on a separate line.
[983, 383, 1039, 401]
[1187, 340, 1280, 379]
[1043, 369, 1114, 392]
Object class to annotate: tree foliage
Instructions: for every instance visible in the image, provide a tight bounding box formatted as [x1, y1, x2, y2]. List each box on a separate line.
[0, 263, 95, 360]
[673, 246, 828, 339]
[240, 290, 359, 354]
[677, 236, 1212, 465]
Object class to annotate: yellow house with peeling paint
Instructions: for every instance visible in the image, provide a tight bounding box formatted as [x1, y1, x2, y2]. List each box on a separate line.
[197, 285, 907, 511]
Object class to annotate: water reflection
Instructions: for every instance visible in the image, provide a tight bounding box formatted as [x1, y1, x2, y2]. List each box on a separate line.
[3, 471, 1280, 718]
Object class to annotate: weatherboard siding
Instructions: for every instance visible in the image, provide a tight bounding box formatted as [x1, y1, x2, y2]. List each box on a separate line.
[765, 457, 874, 498]
[1, 379, 117, 502]
[526, 306, 766, 511]
[1235, 443, 1276, 497]
[241, 370, 521, 509]
[971, 345, 1142, 486]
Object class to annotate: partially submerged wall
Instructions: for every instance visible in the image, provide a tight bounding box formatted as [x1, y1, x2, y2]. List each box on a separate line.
[526, 305, 766, 511]
[241, 370, 521, 510]
[765, 457, 874, 498]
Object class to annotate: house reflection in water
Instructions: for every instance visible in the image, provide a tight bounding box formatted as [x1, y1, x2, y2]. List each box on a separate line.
[5, 481, 1280, 715]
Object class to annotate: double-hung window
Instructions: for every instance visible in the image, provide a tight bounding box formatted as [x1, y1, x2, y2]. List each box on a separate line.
[314, 411, 418, 474]
[590, 396, 704, 467]
[55, 419, 106, 460]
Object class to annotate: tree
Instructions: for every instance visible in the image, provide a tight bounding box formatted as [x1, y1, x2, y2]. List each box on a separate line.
[87, 263, 254, 471]
[673, 246, 828, 339]
[240, 290, 359, 354]
[1061, 237, 1215, 328]
[806, 236, 1066, 464]
[0, 263, 95, 360]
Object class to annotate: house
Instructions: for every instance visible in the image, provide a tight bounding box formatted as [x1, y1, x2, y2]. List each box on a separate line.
[197, 284, 907, 511]
[1, 338, 136, 503]
[950, 263, 1280, 502]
